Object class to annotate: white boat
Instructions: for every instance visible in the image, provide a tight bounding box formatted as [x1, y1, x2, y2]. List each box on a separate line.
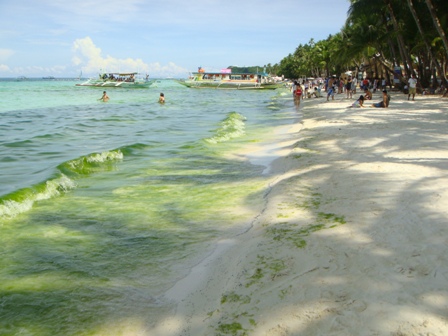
[76, 72, 154, 88]
[177, 67, 283, 90]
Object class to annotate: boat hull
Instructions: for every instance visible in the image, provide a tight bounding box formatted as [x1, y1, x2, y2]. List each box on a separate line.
[177, 80, 281, 90]
[76, 80, 155, 88]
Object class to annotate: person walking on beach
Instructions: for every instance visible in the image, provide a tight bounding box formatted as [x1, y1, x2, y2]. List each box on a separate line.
[292, 81, 303, 106]
[99, 91, 109, 102]
[408, 74, 417, 101]
[327, 76, 336, 101]
[158, 93, 165, 104]
[351, 76, 358, 95]
[362, 78, 370, 90]
[373, 78, 378, 92]
[304, 81, 309, 99]
[346, 76, 353, 99]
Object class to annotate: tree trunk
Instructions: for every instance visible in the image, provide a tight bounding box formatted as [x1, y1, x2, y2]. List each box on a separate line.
[384, 0, 415, 77]
[407, 0, 448, 86]
[425, 0, 448, 58]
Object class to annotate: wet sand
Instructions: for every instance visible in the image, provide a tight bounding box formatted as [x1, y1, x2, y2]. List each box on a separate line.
[152, 92, 448, 335]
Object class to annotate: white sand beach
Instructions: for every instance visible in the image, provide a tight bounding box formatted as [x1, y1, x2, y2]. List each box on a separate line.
[152, 92, 448, 335]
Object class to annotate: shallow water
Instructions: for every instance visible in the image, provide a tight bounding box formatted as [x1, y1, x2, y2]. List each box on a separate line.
[0, 78, 296, 335]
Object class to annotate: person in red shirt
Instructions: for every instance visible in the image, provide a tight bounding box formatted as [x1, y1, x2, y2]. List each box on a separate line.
[293, 81, 303, 106]
[362, 78, 369, 90]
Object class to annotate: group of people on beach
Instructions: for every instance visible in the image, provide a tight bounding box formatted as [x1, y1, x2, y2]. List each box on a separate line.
[291, 71, 425, 109]
[99, 91, 165, 104]
[292, 75, 391, 109]
[292, 80, 323, 105]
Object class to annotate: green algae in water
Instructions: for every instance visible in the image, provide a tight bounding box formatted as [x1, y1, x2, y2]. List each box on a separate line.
[245, 255, 288, 288]
[221, 292, 251, 305]
[216, 322, 246, 336]
[318, 212, 346, 225]
[0, 151, 268, 335]
[245, 268, 264, 288]
[0, 84, 293, 335]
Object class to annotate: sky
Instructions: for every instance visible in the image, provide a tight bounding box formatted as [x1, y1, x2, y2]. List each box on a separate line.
[0, 0, 351, 78]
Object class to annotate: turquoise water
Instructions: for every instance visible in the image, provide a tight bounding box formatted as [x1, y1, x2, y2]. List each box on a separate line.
[0, 79, 296, 335]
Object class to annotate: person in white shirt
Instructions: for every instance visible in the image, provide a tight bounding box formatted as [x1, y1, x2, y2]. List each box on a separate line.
[408, 74, 417, 101]
[348, 95, 365, 108]
[351, 77, 358, 94]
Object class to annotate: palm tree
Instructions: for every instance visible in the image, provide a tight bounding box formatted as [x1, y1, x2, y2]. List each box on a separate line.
[383, 0, 416, 77]
[274, 0, 447, 89]
[347, 0, 403, 83]
[348, 0, 409, 78]
[424, 0, 448, 57]
[407, 0, 447, 85]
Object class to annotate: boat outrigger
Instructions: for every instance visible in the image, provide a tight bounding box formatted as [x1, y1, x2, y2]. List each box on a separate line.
[177, 67, 282, 90]
[76, 72, 154, 88]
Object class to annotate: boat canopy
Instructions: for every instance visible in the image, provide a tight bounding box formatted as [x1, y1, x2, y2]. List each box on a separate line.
[193, 72, 270, 77]
[101, 72, 139, 76]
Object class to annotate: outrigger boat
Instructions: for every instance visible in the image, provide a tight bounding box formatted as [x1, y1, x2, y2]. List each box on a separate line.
[76, 72, 154, 88]
[177, 67, 282, 90]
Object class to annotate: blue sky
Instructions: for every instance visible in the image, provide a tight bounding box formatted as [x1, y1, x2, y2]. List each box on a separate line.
[0, 0, 350, 78]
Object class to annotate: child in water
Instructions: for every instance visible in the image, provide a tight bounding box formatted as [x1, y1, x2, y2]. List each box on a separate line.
[99, 91, 109, 102]
[158, 93, 165, 104]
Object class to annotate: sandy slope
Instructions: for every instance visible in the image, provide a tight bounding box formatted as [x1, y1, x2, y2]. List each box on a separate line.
[152, 93, 448, 336]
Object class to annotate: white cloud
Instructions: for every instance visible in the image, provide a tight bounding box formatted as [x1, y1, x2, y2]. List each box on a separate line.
[0, 49, 14, 62]
[72, 37, 188, 77]
[147, 62, 189, 77]
[0, 64, 11, 73]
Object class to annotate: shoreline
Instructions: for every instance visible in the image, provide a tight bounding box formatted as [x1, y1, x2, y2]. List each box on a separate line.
[152, 93, 448, 335]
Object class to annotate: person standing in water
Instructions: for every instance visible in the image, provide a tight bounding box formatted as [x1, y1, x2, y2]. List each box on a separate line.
[158, 93, 165, 104]
[99, 91, 109, 102]
[292, 81, 302, 107]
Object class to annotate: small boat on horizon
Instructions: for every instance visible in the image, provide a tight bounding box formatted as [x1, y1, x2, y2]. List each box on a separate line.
[76, 72, 154, 88]
[176, 67, 283, 90]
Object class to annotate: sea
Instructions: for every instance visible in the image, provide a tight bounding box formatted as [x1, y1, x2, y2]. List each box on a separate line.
[0, 78, 298, 335]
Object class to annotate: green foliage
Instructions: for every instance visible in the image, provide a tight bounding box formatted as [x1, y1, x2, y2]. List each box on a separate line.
[227, 66, 261, 73]
[227, 64, 279, 75]
[273, 0, 448, 87]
